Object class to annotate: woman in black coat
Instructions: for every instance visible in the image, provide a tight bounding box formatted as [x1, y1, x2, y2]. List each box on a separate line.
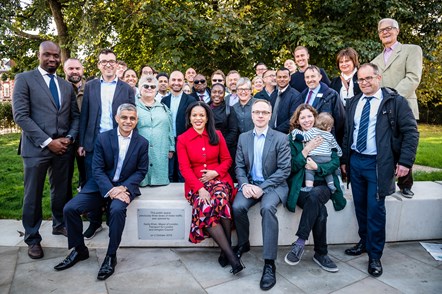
[330, 47, 361, 107]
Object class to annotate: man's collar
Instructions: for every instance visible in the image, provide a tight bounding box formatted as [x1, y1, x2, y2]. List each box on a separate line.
[100, 76, 118, 83]
[362, 88, 383, 101]
[117, 128, 133, 139]
[384, 41, 400, 51]
[253, 126, 269, 137]
[278, 85, 289, 93]
[38, 66, 55, 77]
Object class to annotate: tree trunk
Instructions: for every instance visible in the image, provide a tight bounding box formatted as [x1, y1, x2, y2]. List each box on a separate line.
[47, 0, 70, 62]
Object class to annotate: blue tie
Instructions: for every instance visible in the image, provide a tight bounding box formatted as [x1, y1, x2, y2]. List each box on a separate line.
[47, 74, 60, 109]
[356, 96, 374, 153]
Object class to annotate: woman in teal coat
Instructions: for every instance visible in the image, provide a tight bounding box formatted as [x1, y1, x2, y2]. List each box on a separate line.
[284, 104, 346, 273]
[136, 76, 174, 186]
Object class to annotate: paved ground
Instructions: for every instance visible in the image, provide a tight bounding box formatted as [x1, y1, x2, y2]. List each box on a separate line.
[0, 220, 441, 294]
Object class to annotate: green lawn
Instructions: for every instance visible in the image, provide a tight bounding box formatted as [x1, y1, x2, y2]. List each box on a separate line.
[0, 124, 441, 219]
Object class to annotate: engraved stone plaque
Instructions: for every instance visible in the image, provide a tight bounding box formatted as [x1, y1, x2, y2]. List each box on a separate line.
[137, 208, 185, 240]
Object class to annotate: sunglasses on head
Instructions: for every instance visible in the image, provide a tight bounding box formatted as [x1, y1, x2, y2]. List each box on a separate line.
[142, 84, 156, 89]
[194, 79, 206, 84]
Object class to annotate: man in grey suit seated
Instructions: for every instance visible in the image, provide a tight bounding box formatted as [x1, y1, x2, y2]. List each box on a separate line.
[232, 99, 291, 291]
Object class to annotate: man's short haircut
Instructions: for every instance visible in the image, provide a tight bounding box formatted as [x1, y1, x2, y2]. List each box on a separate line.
[262, 69, 275, 78]
[237, 77, 252, 89]
[315, 112, 334, 131]
[117, 103, 137, 116]
[211, 69, 225, 80]
[63, 58, 83, 69]
[336, 47, 360, 69]
[276, 67, 291, 75]
[359, 63, 380, 76]
[117, 60, 127, 67]
[227, 70, 240, 77]
[378, 18, 399, 30]
[156, 72, 169, 80]
[98, 48, 116, 59]
[305, 65, 321, 75]
[254, 62, 267, 69]
[294, 45, 309, 54]
[252, 99, 272, 112]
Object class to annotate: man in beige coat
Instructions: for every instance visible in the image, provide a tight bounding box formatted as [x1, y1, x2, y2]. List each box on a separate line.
[372, 18, 422, 198]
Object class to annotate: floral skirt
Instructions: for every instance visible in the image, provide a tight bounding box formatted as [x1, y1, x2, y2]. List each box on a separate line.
[188, 179, 232, 244]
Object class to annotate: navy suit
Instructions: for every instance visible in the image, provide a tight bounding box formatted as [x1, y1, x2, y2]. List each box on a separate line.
[64, 129, 149, 255]
[269, 86, 302, 134]
[300, 82, 345, 146]
[162, 92, 197, 181]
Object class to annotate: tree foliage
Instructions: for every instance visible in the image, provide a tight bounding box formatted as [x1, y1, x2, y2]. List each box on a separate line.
[1, 0, 441, 110]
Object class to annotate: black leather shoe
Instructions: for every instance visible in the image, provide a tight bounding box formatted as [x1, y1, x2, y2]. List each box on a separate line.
[368, 259, 383, 277]
[54, 249, 89, 271]
[345, 241, 366, 256]
[97, 255, 117, 280]
[230, 259, 245, 275]
[218, 251, 228, 268]
[401, 188, 414, 198]
[233, 241, 250, 259]
[260, 264, 276, 291]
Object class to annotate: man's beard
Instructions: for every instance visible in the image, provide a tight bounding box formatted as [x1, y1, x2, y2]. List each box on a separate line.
[68, 75, 82, 83]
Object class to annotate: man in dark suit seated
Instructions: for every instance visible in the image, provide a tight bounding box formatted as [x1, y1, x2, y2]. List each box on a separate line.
[232, 99, 291, 290]
[54, 103, 149, 280]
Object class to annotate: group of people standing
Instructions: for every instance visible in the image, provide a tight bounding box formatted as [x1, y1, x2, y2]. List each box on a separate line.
[12, 17, 420, 290]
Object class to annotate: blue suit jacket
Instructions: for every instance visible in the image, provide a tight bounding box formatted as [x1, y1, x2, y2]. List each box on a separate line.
[162, 92, 197, 137]
[81, 128, 149, 200]
[79, 78, 135, 152]
[269, 86, 302, 134]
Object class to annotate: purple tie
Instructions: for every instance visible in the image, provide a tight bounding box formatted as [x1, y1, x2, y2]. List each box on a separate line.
[306, 90, 313, 105]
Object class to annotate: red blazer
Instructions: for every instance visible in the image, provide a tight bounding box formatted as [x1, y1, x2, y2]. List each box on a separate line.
[177, 128, 233, 200]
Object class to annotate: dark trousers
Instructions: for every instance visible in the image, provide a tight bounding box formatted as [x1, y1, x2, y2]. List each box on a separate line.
[22, 149, 74, 245]
[64, 191, 128, 255]
[84, 151, 104, 227]
[397, 167, 413, 190]
[350, 153, 386, 260]
[232, 190, 281, 260]
[295, 185, 330, 256]
[168, 150, 184, 183]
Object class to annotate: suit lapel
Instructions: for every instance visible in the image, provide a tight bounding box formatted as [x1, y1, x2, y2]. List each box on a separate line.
[262, 129, 274, 166]
[121, 131, 137, 173]
[33, 70, 58, 109]
[247, 132, 254, 169]
[110, 130, 119, 174]
[384, 43, 402, 70]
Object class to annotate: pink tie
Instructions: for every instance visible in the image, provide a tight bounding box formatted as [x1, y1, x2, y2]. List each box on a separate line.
[199, 94, 204, 101]
[306, 90, 313, 105]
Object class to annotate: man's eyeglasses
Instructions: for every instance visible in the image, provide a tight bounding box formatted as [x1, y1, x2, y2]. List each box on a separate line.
[212, 79, 224, 83]
[252, 110, 271, 116]
[99, 60, 116, 65]
[237, 88, 251, 92]
[356, 76, 376, 84]
[142, 84, 157, 89]
[378, 26, 396, 34]
[194, 79, 206, 84]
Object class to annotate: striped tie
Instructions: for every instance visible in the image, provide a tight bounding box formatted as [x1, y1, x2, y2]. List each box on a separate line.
[356, 96, 374, 152]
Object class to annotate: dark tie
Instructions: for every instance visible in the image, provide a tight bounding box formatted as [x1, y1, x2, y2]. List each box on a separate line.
[306, 90, 313, 105]
[47, 74, 60, 109]
[356, 96, 374, 152]
[198, 94, 204, 101]
[271, 90, 281, 127]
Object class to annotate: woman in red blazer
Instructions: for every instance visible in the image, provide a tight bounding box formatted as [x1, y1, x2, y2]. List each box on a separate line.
[177, 101, 244, 275]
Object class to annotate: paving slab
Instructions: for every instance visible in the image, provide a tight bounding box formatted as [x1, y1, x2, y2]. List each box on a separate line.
[346, 246, 442, 294]
[0, 220, 25, 246]
[10, 247, 106, 294]
[276, 246, 367, 294]
[0, 246, 19, 294]
[331, 276, 402, 293]
[387, 241, 442, 267]
[105, 259, 206, 294]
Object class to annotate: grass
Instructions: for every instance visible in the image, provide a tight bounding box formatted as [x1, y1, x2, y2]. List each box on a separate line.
[0, 123, 441, 219]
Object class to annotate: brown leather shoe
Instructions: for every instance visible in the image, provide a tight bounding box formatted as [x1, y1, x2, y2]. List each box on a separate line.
[52, 227, 68, 237]
[28, 243, 44, 259]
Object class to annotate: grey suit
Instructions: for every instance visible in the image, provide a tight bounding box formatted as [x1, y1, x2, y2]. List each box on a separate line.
[12, 68, 80, 245]
[233, 128, 291, 259]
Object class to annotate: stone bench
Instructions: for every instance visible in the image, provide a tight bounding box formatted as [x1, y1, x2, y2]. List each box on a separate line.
[120, 182, 442, 247]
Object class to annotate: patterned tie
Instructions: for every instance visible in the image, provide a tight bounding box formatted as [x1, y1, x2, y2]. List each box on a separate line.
[47, 74, 60, 109]
[356, 96, 374, 152]
[306, 90, 313, 105]
[271, 90, 281, 127]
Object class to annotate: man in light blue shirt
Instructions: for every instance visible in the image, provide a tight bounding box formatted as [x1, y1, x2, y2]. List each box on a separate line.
[233, 99, 291, 291]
